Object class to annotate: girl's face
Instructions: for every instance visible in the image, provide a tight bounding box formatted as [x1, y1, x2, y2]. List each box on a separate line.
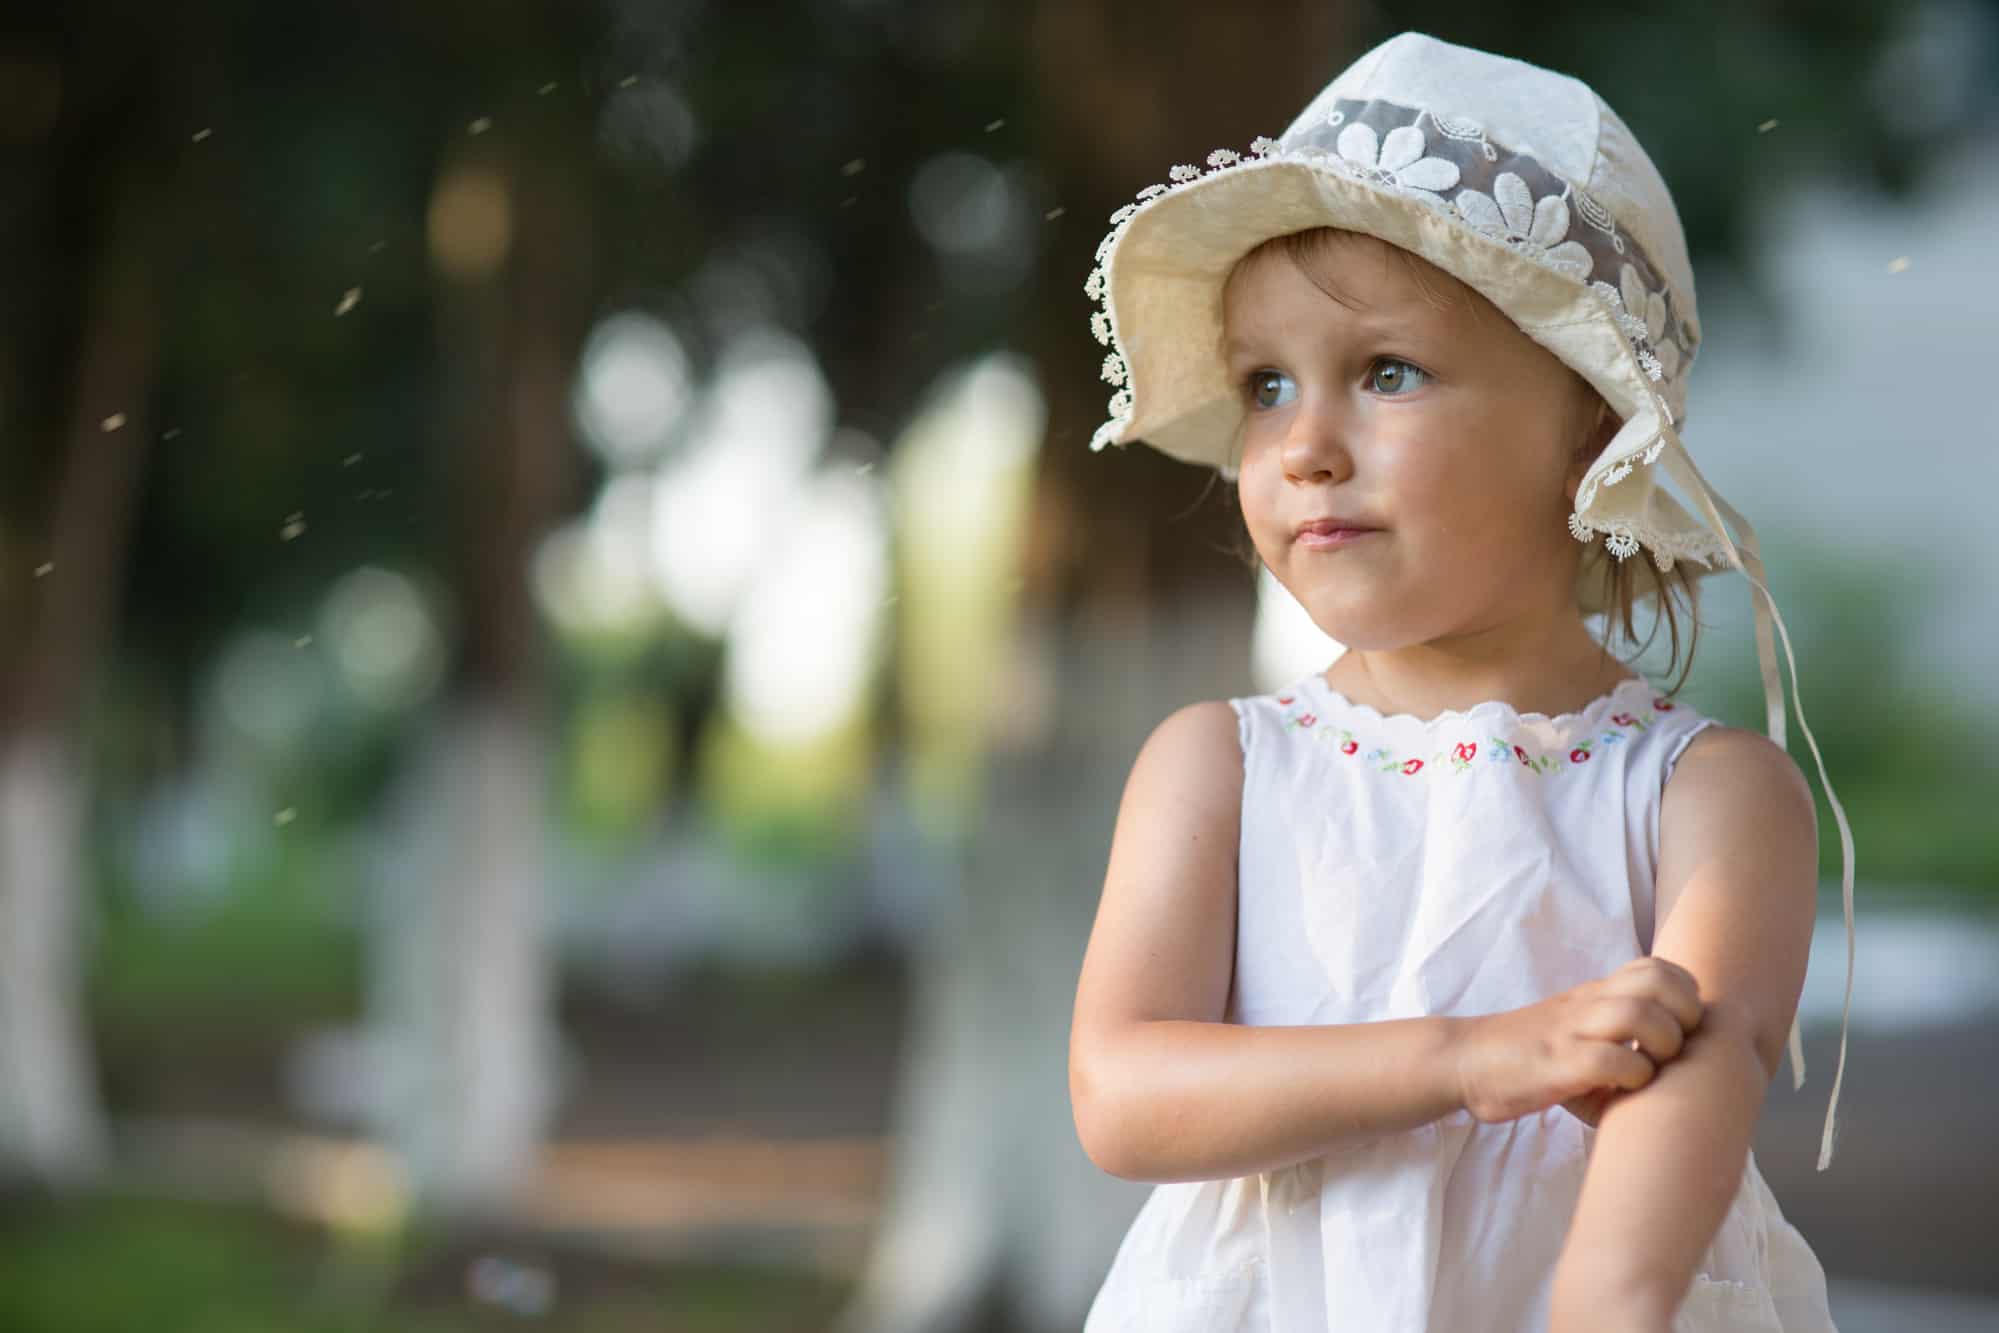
[1223, 232, 1610, 653]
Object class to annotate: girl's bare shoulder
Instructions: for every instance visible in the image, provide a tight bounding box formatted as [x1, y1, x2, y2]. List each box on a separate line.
[1125, 699, 1248, 812]
[1097, 699, 1246, 912]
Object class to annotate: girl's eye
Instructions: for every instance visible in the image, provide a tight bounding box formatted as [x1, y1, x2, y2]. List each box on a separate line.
[1248, 369, 1296, 410]
[1368, 357, 1428, 395]
[1245, 360, 1425, 409]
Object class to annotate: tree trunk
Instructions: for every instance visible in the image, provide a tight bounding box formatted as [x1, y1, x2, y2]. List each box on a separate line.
[0, 169, 159, 1185]
[366, 140, 587, 1214]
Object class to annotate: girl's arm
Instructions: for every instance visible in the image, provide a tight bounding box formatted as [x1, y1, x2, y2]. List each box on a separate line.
[1069, 701, 1470, 1183]
[1549, 726, 1821, 1331]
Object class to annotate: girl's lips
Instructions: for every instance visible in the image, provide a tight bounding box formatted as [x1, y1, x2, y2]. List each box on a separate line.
[1295, 526, 1379, 550]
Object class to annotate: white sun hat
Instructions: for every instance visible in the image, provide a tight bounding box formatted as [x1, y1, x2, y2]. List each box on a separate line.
[1086, 30, 1855, 1170]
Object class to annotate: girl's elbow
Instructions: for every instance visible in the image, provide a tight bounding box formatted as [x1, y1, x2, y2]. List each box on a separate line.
[1070, 1050, 1145, 1179]
[1075, 1110, 1139, 1179]
[1070, 1080, 1119, 1177]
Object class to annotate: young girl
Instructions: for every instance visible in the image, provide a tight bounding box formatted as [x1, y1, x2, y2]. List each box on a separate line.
[1068, 31, 1855, 1333]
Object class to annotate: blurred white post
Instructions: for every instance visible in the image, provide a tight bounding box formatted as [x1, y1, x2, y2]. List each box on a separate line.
[0, 733, 110, 1184]
[367, 697, 558, 1213]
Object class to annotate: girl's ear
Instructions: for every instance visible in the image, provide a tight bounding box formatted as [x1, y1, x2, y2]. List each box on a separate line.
[1564, 399, 1619, 503]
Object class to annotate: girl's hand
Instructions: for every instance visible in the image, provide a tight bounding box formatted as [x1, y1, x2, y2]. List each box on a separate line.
[1450, 957, 1705, 1125]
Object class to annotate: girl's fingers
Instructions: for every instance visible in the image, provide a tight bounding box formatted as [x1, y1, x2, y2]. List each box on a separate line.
[1623, 1000, 1687, 1063]
[1585, 1041, 1657, 1092]
[1618, 958, 1704, 1031]
[1578, 997, 1687, 1059]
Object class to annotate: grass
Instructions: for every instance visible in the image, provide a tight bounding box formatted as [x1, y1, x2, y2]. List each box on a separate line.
[0, 1192, 849, 1333]
[89, 829, 362, 1034]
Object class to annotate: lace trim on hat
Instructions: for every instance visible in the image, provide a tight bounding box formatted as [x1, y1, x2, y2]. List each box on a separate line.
[1567, 504, 1736, 574]
[1086, 96, 1704, 573]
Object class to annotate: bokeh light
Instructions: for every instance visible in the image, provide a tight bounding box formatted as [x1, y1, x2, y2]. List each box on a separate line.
[573, 312, 692, 470]
[317, 567, 447, 713]
[722, 461, 890, 748]
[649, 328, 833, 637]
[427, 164, 513, 280]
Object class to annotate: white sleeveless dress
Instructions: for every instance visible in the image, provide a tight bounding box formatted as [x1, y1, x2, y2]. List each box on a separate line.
[1083, 670, 1838, 1333]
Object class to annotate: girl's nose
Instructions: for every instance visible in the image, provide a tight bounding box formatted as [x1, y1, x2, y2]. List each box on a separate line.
[1279, 398, 1354, 484]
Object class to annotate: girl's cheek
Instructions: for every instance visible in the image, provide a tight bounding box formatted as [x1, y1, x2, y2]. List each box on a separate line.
[1376, 438, 1454, 491]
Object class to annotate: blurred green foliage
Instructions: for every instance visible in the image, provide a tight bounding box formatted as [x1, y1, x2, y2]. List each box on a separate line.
[88, 825, 360, 1033]
[1668, 534, 1997, 899]
[0, 1194, 847, 1332]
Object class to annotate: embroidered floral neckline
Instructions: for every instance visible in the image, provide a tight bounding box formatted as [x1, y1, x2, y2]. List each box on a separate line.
[1274, 674, 1683, 776]
[1304, 673, 1653, 730]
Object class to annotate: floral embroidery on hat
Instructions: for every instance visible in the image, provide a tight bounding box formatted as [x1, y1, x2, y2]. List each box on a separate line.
[1430, 111, 1500, 160]
[1568, 184, 1626, 253]
[1333, 122, 1460, 196]
[1452, 174, 1593, 279]
[1595, 263, 1682, 382]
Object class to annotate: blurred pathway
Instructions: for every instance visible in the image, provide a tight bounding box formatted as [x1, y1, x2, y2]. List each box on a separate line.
[108, 1096, 1999, 1330]
[97, 899, 1999, 1325]
[1826, 1278, 1999, 1332]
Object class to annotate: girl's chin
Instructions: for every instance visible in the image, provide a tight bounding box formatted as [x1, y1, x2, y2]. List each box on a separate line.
[1289, 600, 1407, 652]
[1293, 608, 1370, 646]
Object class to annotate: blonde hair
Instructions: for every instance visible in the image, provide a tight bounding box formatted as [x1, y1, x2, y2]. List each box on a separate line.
[1212, 227, 1704, 692]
